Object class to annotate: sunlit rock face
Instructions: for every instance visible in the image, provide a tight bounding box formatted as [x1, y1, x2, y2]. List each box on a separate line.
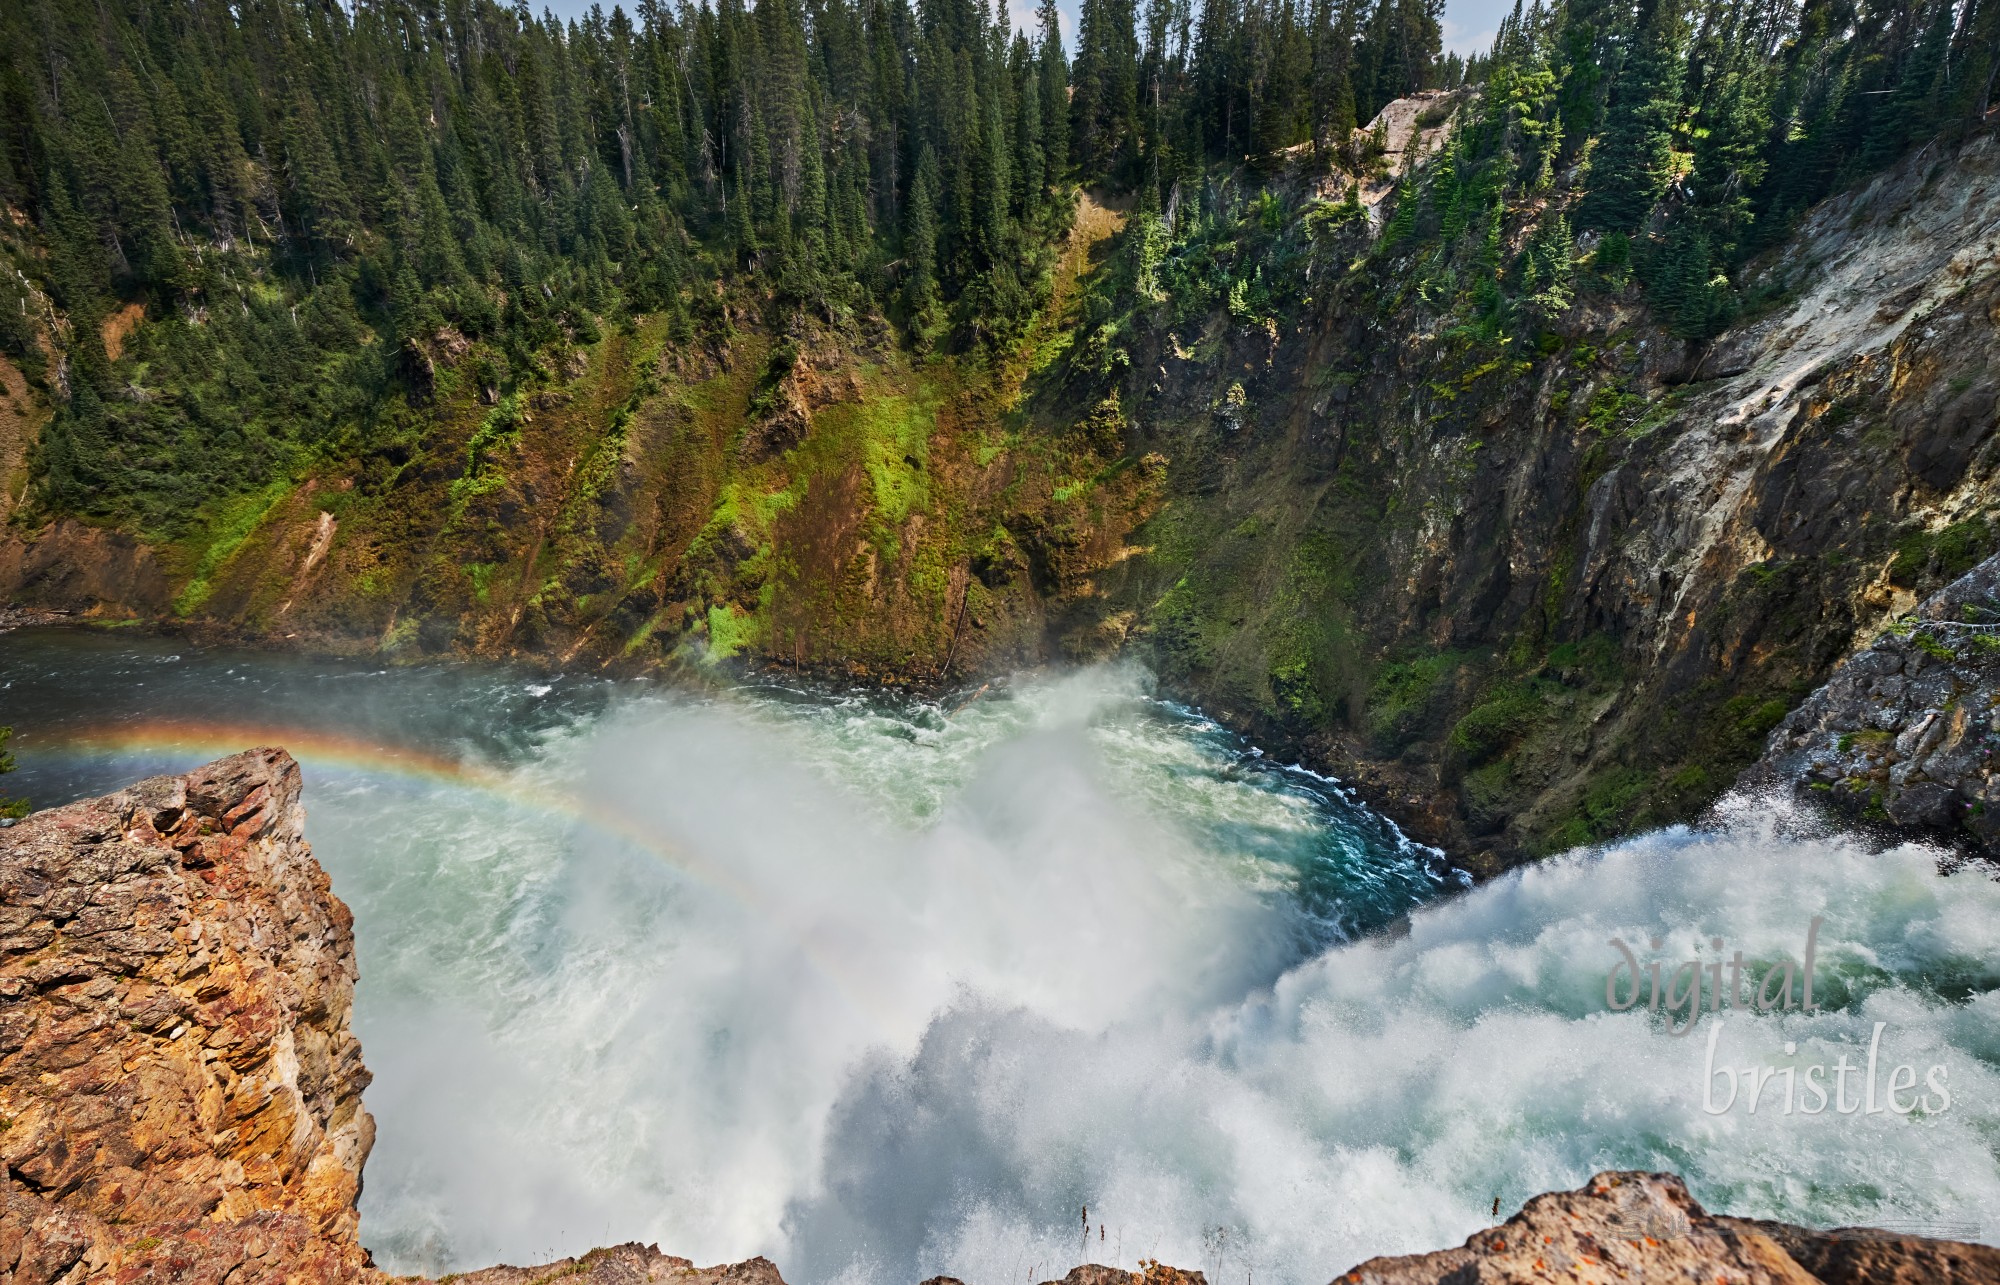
[1340, 1171, 2000, 1285]
[0, 748, 377, 1284]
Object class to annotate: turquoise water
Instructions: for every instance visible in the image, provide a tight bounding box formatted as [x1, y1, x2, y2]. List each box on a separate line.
[4, 629, 1998, 1281]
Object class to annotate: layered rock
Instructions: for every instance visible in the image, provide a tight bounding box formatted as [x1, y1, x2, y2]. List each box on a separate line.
[1340, 1172, 2000, 1284]
[1747, 551, 2000, 851]
[0, 748, 376, 1283]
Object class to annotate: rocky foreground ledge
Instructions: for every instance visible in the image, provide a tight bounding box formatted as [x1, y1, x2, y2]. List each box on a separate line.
[6, 752, 1999, 1285]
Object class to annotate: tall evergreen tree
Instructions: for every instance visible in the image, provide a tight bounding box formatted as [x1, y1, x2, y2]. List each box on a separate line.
[1577, 0, 1685, 231]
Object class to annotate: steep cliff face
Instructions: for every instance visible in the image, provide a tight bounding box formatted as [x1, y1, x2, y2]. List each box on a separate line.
[1747, 551, 2000, 851]
[1082, 124, 2000, 869]
[0, 748, 376, 1283]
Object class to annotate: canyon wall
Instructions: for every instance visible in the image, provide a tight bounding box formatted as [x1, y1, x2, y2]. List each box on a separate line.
[4, 123, 1997, 866]
[1083, 124, 2000, 868]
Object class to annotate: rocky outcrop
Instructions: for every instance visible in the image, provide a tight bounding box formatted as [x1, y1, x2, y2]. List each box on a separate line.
[1747, 552, 2000, 851]
[1339, 1172, 2000, 1284]
[0, 748, 377, 1284]
[0, 751, 823, 1285]
[453, 1247, 792, 1285]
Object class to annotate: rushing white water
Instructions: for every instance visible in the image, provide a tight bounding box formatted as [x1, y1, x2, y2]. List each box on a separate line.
[4, 634, 1998, 1281]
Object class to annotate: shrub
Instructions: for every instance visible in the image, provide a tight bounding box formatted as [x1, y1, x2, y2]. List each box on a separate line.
[1449, 684, 1548, 763]
[0, 726, 28, 819]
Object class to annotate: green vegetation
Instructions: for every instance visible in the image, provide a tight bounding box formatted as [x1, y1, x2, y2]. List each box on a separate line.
[0, 0, 1988, 866]
[1449, 682, 1550, 764]
[1323, 0, 1996, 352]
[0, 726, 27, 820]
[0, 0, 1091, 534]
[1890, 520, 1993, 588]
[0, 0, 1976, 557]
[0, 0, 1490, 539]
[1541, 767, 1650, 851]
[1368, 651, 1464, 753]
[171, 479, 295, 616]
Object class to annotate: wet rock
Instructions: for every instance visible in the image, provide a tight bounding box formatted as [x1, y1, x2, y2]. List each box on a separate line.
[1744, 552, 2000, 853]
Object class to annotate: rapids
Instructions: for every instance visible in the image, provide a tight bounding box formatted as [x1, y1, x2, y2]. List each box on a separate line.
[3, 629, 1997, 1280]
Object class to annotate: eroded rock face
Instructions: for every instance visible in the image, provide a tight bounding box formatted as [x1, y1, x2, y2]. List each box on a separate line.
[1096, 124, 2000, 869]
[1747, 552, 2000, 852]
[1337, 1172, 2000, 1284]
[0, 748, 376, 1283]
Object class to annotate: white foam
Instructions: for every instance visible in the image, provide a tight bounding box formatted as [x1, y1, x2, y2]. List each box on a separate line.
[305, 669, 2000, 1281]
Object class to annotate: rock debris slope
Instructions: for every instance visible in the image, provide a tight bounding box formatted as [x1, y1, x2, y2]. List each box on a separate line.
[6, 755, 2000, 1283]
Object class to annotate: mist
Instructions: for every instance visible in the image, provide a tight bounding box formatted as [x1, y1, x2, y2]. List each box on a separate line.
[17, 639, 1987, 1280]
[286, 669, 2000, 1279]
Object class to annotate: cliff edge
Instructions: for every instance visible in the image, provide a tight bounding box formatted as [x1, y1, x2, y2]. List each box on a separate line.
[1, 748, 376, 1283]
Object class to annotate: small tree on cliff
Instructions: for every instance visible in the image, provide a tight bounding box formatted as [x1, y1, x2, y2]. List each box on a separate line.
[0, 726, 28, 819]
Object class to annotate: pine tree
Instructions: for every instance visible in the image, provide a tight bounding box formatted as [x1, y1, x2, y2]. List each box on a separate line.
[1577, 2, 1685, 231]
[1519, 207, 1573, 320]
[1310, 0, 1360, 157]
[1038, 0, 1071, 187]
[904, 145, 940, 321]
[1861, 0, 1951, 170]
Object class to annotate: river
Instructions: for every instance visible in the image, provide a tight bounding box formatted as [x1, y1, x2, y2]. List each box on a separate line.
[4, 628, 1998, 1279]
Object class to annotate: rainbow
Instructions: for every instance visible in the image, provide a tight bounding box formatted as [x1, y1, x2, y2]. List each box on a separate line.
[41, 719, 905, 1037]
[50, 719, 517, 793]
